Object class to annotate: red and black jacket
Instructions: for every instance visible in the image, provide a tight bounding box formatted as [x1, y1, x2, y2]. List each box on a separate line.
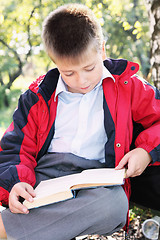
[1, 58, 160, 206]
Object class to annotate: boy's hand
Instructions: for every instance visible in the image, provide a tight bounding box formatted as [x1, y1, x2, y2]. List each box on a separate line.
[9, 182, 36, 214]
[115, 148, 152, 178]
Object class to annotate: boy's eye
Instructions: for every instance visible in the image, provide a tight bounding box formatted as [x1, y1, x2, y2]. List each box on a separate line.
[65, 72, 74, 77]
[85, 66, 95, 72]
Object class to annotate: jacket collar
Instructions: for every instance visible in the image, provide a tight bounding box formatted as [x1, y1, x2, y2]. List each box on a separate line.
[30, 58, 139, 103]
[54, 65, 115, 99]
[103, 58, 139, 79]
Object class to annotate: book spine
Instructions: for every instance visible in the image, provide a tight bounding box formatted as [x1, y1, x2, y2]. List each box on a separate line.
[72, 190, 79, 198]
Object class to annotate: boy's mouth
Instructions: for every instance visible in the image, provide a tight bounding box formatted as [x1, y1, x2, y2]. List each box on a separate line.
[81, 85, 90, 90]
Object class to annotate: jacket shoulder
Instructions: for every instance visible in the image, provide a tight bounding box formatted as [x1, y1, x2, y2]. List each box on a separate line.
[104, 58, 139, 80]
[29, 75, 46, 93]
[29, 68, 60, 98]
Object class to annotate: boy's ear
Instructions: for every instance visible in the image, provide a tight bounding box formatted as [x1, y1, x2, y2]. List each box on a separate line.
[102, 41, 106, 60]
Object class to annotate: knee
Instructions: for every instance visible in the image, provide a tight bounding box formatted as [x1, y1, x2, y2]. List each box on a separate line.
[100, 186, 128, 225]
[88, 187, 128, 235]
[107, 186, 128, 227]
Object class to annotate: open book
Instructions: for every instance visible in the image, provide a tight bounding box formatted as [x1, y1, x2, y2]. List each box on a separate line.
[23, 168, 126, 209]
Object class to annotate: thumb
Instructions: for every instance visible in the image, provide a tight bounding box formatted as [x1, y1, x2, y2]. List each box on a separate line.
[25, 184, 36, 199]
[115, 154, 129, 170]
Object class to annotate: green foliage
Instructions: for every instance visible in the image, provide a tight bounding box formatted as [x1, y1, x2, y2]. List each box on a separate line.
[129, 205, 152, 221]
[0, 86, 9, 108]
[0, 87, 21, 109]
[0, 88, 22, 138]
[129, 203, 160, 225]
[0, 0, 150, 108]
[100, 0, 150, 76]
[0, 0, 150, 68]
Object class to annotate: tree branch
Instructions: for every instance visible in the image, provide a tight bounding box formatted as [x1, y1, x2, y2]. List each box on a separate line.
[0, 39, 23, 88]
[26, 4, 42, 60]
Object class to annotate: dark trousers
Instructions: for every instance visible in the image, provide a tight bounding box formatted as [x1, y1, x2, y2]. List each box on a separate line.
[130, 166, 160, 211]
[2, 153, 128, 240]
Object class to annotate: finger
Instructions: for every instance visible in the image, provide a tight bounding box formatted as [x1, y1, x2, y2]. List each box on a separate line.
[126, 171, 139, 178]
[10, 201, 29, 214]
[115, 154, 129, 170]
[9, 184, 35, 214]
[24, 184, 36, 199]
[125, 161, 139, 178]
[125, 169, 135, 178]
[9, 194, 29, 214]
[16, 185, 35, 203]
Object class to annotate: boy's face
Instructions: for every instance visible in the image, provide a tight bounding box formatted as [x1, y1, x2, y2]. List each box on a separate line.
[54, 43, 106, 94]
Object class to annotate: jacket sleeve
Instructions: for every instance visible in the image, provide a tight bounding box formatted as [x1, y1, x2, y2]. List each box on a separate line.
[0, 89, 39, 205]
[131, 76, 160, 163]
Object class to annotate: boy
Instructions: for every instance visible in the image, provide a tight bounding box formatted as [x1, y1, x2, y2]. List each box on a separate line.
[0, 3, 160, 239]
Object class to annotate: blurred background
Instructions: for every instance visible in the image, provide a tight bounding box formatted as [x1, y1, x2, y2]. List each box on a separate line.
[0, 0, 160, 137]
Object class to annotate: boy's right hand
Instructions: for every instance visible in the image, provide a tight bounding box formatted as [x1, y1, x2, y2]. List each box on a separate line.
[9, 182, 36, 214]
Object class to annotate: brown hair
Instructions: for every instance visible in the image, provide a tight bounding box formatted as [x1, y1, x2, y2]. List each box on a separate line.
[42, 3, 103, 61]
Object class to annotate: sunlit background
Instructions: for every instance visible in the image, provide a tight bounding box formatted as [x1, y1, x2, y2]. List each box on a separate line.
[0, 0, 154, 138]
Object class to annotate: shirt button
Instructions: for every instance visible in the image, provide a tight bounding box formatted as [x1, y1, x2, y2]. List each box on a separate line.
[116, 143, 121, 147]
[124, 81, 128, 84]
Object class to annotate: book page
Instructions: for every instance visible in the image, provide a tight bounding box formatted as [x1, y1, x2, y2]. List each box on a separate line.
[23, 173, 80, 208]
[23, 168, 125, 209]
[34, 173, 80, 199]
[70, 168, 125, 189]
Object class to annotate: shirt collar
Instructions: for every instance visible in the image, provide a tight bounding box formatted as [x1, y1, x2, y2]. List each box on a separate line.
[102, 64, 115, 82]
[55, 75, 67, 98]
[55, 65, 115, 99]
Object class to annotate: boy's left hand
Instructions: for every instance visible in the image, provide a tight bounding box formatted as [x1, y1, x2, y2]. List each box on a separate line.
[115, 148, 152, 178]
[9, 182, 36, 214]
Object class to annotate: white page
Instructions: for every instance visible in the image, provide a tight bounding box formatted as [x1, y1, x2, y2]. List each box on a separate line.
[72, 168, 125, 186]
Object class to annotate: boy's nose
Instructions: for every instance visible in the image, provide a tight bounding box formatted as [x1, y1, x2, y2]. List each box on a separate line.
[76, 73, 87, 85]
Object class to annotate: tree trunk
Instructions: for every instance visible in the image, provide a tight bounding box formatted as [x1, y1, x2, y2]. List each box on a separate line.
[146, 0, 160, 88]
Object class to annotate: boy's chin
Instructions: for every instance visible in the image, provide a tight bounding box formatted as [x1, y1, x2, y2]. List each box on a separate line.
[68, 85, 92, 94]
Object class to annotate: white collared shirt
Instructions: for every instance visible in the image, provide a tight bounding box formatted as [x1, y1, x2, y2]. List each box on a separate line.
[48, 66, 115, 163]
